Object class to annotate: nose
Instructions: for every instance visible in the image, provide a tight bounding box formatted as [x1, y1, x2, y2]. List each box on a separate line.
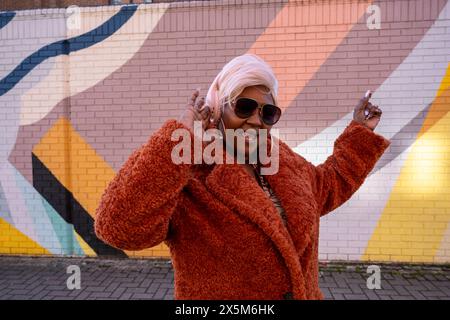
[246, 108, 263, 127]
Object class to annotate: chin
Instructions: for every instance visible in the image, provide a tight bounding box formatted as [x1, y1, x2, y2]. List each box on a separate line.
[237, 143, 259, 164]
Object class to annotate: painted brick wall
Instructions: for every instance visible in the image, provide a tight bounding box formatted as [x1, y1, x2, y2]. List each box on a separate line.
[1, 0, 449, 263]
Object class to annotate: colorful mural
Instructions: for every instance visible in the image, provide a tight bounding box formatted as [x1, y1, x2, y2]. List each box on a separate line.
[0, 0, 449, 262]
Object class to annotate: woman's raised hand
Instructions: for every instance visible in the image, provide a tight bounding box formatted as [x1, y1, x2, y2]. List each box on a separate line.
[178, 88, 212, 135]
[353, 90, 383, 131]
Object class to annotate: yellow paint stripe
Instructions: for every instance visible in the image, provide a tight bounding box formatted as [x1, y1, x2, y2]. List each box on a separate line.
[0, 217, 51, 255]
[74, 231, 97, 257]
[363, 67, 450, 263]
[249, 0, 373, 110]
[437, 63, 450, 97]
[419, 63, 450, 137]
[125, 243, 171, 258]
[434, 63, 450, 262]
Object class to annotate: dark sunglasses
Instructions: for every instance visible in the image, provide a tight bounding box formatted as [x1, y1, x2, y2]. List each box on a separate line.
[230, 97, 282, 125]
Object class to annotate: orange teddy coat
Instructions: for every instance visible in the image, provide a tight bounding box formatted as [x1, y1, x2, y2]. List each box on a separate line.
[94, 119, 391, 300]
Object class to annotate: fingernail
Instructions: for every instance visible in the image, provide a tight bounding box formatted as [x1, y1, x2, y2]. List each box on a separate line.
[365, 90, 372, 98]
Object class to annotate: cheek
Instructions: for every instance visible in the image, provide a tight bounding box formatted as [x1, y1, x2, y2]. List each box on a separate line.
[259, 125, 272, 139]
[263, 125, 272, 132]
[222, 107, 246, 129]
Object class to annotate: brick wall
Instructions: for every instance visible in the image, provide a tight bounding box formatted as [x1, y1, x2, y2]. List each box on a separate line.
[0, 0, 449, 263]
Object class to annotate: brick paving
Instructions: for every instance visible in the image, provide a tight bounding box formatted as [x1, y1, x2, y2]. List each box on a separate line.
[0, 256, 449, 300]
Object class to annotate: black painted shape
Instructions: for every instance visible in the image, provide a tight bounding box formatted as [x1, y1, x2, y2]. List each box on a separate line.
[32, 152, 127, 258]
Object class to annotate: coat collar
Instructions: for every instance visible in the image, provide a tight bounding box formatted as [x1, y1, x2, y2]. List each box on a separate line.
[204, 138, 317, 299]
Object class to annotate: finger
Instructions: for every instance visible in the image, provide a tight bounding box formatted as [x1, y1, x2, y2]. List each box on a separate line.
[195, 99, 206, 119]
[367, 104, 381, 114]
[191, 98, 206, 122]
[372, 108, 382, 117]
[371, 105, 381, 111]
[195, 96, 205, 109]
[188, 89, 200, 106]
[364, 102, 373, 118]
[366, 105, 382, 119]
[361, 93, 371, 105]
[357, 90, 372, 113]
[199, 104, 210, 117]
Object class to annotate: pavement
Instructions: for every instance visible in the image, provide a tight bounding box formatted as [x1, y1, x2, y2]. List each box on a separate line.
[0, 256, 449, 300]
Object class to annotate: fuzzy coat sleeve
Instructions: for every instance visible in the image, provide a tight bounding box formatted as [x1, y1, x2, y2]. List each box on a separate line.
[307, 120, 391, 217]
[94, 119, 194, 251]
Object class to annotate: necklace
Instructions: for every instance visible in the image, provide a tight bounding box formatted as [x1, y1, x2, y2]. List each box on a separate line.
[251, 164, 288, 226]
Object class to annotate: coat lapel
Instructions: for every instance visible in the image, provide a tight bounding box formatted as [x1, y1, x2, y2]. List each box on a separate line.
[264, 141, 318, 257]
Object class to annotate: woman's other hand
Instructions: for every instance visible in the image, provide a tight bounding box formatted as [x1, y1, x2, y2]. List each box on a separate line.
[178, 88, 212, 135]
[353, 90, 383, 131]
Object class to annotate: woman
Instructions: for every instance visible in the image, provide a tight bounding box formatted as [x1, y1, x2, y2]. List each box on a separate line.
[94, 54, 390, 300]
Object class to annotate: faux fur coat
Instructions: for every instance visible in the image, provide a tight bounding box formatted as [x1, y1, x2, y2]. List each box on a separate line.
[94, 119, 391, 300]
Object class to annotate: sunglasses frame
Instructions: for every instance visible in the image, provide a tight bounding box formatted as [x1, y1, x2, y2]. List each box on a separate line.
[228, 97, 282, 125]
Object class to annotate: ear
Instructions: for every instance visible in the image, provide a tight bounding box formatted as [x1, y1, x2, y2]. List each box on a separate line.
[211, 102, 222, 127]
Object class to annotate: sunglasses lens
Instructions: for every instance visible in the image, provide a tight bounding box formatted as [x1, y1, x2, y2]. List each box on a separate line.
[234, 98, 258, 118]
[262, 104, 281, 125]
[233, 98, 281, 125]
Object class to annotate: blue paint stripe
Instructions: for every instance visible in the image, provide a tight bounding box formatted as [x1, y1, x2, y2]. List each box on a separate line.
[0, 5, 137, 97]
[0, 12, 15, 30]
